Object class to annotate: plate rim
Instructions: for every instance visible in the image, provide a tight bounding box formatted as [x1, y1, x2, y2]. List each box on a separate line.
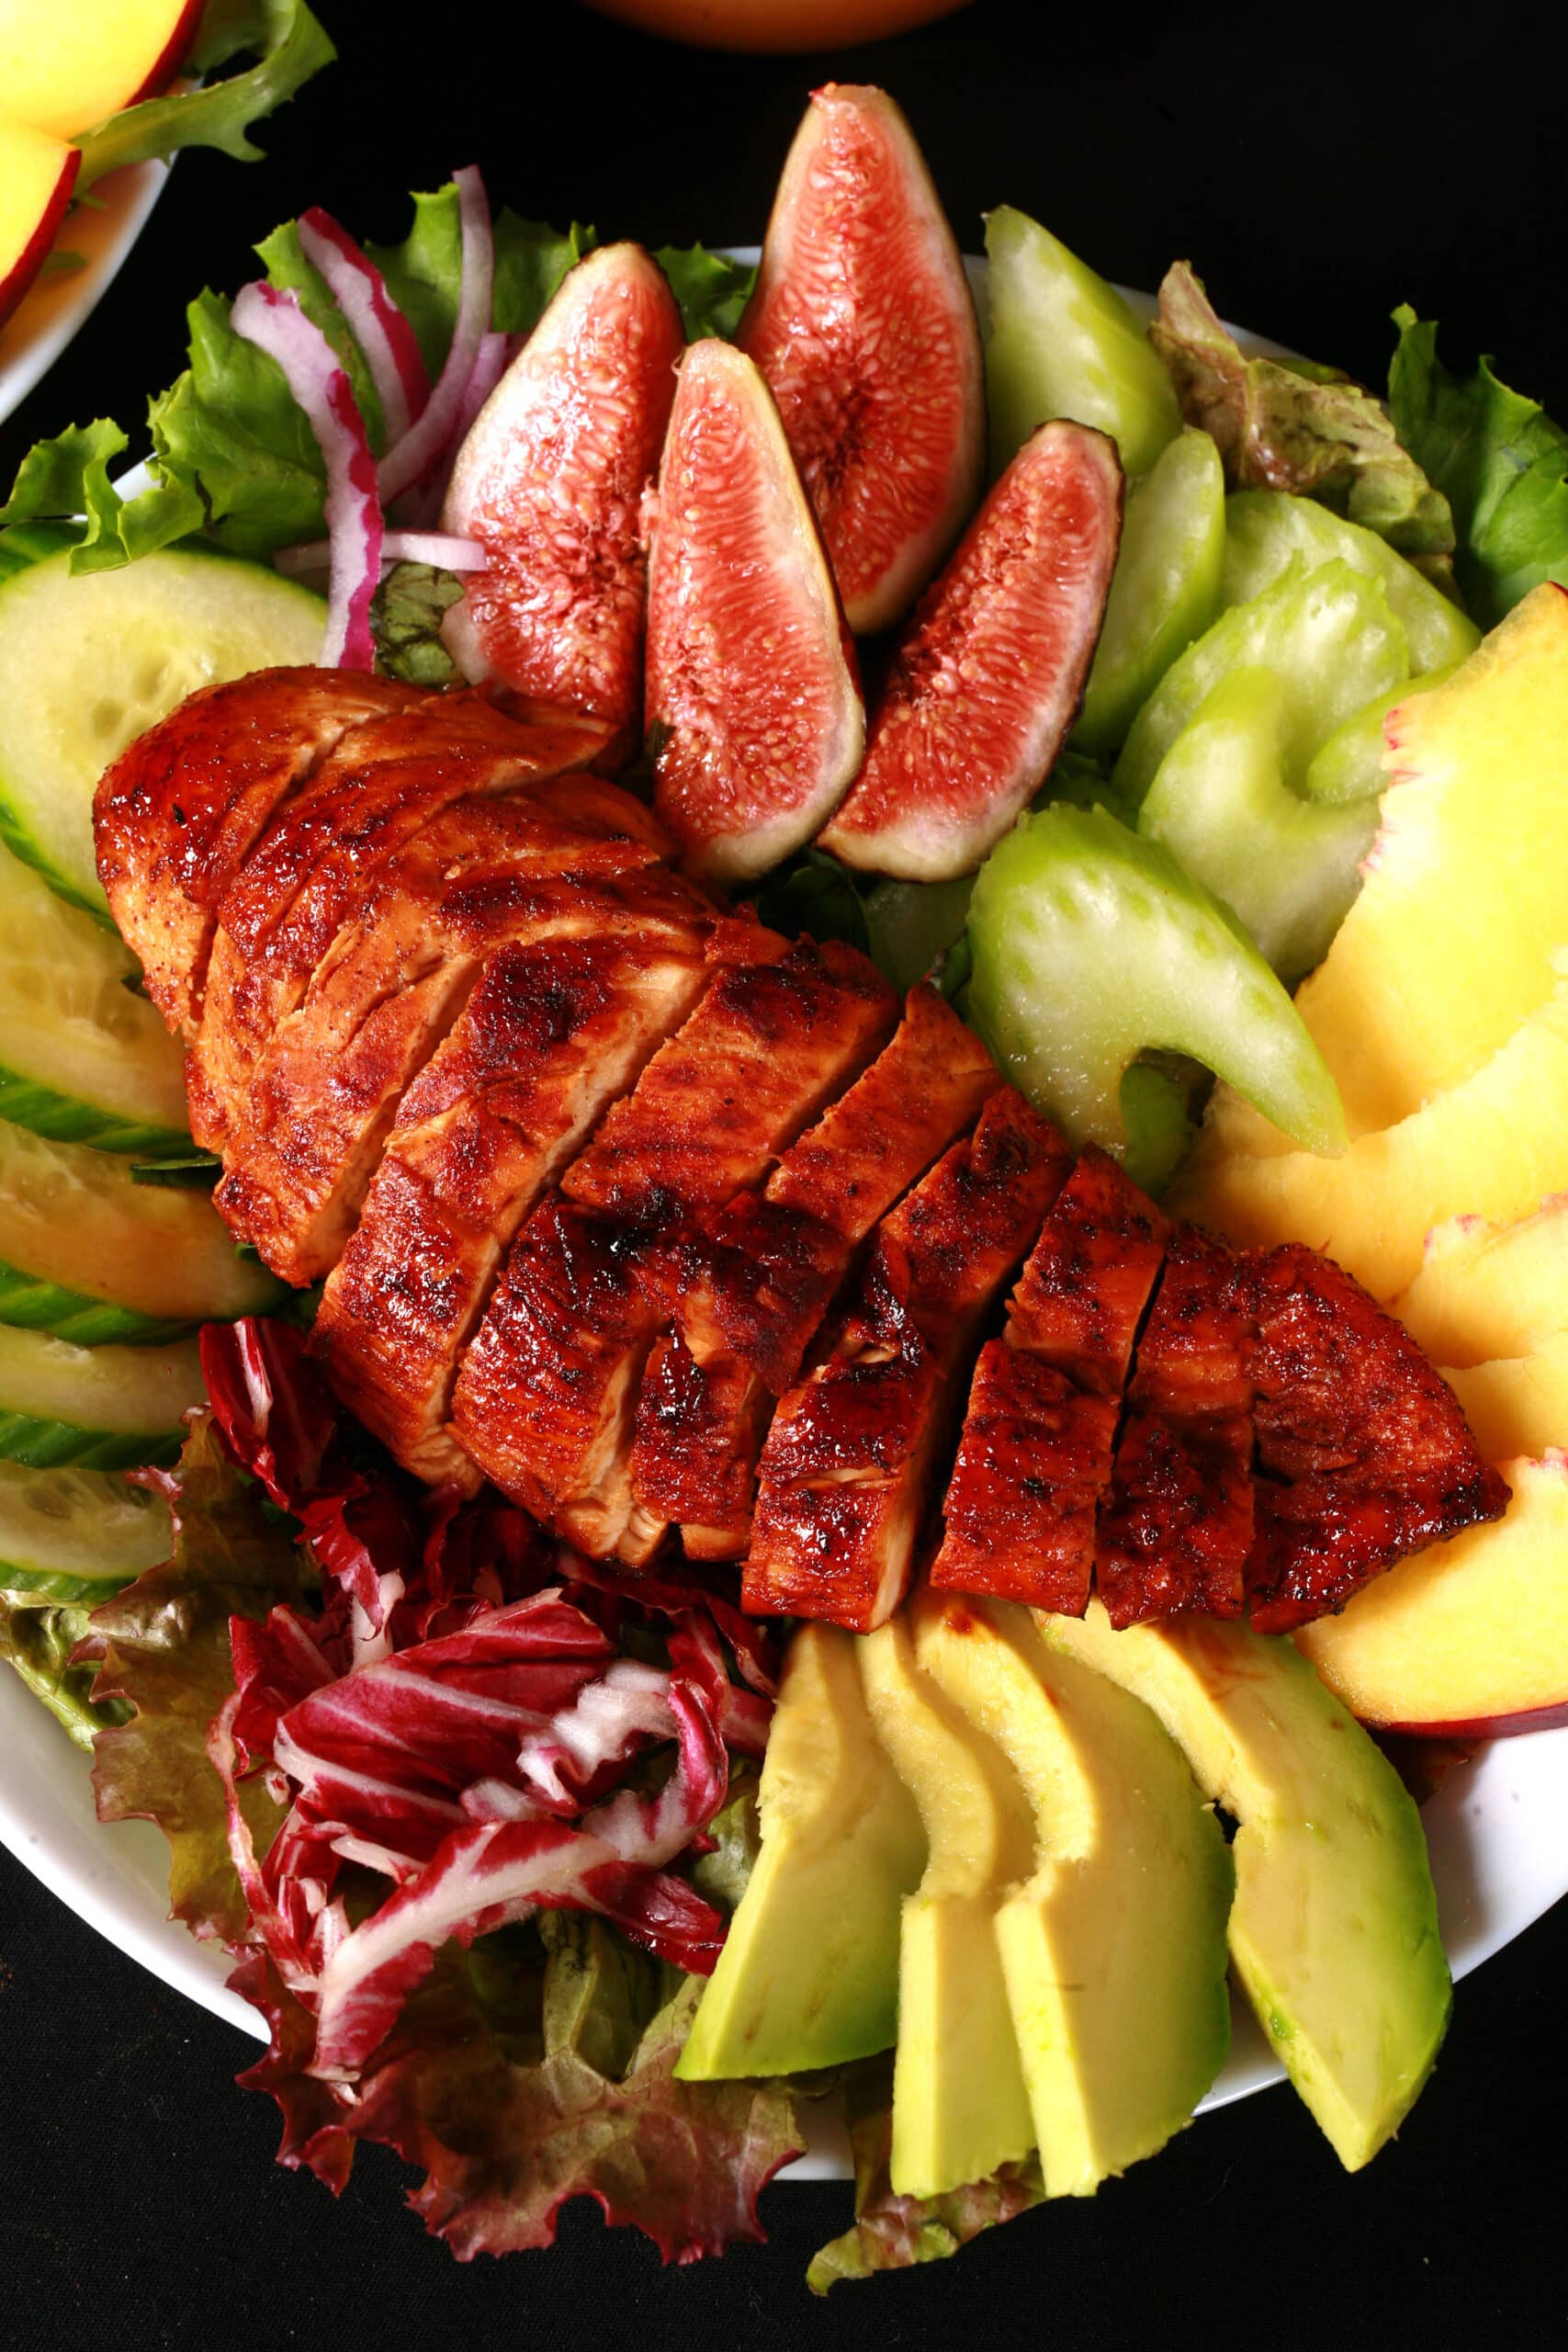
[0, 157, 171, 432]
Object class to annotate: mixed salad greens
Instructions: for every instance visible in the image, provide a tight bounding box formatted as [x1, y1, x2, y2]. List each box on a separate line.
[1, 127, 1566, 2287]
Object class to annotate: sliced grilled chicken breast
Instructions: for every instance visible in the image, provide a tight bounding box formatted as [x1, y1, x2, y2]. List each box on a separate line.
[189, 694, 611, 1148]
[454, 933, 897, 1556]
[932, 1145, 1168, 1613]
[745, 1087, 1068, 1632]
[1096, 1227, 1256, 1627]
[95, 667, 422, 1033]
[310, 915, 715, 1487]
[632, 985, 999, 1556]
[216, 788, 682, 1281]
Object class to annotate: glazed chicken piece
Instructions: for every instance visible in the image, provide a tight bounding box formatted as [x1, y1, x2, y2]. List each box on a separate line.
[931, 1145, 1168, 1613]
[745, 1087, 1068, 1633]
[310, 916, 716, 1487]
[214, 782, 681, 1282]
[1244, 1243, 1510, 1632]
[1096, 1227, 1256, 1627]
[630, 986, 999, 1557]
[94, 667, 422, 1033]
[452, 934, 898, 1557]
[189, 692, 611, 1148]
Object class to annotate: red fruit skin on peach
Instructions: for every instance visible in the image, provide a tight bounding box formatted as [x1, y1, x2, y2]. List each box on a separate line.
[1359, 1699, 1568, 1741]
[738, 82, 984, 637]
[130, 0, 206, 104]
[820, 419, 1123, 881]
[441, 243, 684, 749]
[645, 339, 864, 888]
[0, 147, 81, 329]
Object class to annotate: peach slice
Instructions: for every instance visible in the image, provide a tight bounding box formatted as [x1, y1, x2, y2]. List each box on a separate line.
[0, 0, 202, 141]
[1296, 1453, 1568, 1737]
[0, 119, 80, 330]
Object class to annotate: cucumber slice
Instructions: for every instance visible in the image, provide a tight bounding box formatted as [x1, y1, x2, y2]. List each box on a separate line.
[966, 803, 1345, 1174]
[0, 1457, 172, 1600]
[1114, 560, 1409, 806]
[1220, 491, 1480, 675]
[1139, 669, 1378, 982]
[1075, 428, 1226, 755]
[0, 540, 325, 919]
[0, 1325, 204, 1470]
[985, 206, 1179, 481]
[1303, 663, 1460, 806]
[0, 1121, 284, 1337]
[0, 836, 188, 1150]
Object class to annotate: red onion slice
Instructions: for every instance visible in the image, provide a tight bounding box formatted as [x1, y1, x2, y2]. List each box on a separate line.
[231, 281, 383, 670]
[376, 165, 494, 507]
[296, 207, 431, 447]
[273, 530, 488, 577]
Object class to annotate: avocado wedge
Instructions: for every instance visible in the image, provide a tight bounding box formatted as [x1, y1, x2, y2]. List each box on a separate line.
[676, 1622, 926, 2080]
[913, 1589, 1233, 2196]
[1038, 1601, 1450, 2168]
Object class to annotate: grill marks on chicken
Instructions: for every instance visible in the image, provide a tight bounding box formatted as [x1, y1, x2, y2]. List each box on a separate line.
[95, 667, 423, 1033]
[312, 921, 713, 1487]
[744, 1088, 1069, 1633]
[102, 672, 1509, 1634]
[190, 694, 613, 1150]
[932, 1147, 1167, 1615]
[1244, 1245, 1510, 1633]
[631, 986, 1000, 1558]
[216, 794, 686, 1283]
[1096, 1229, 1256, 1628]
[451, 934, 898, 1556]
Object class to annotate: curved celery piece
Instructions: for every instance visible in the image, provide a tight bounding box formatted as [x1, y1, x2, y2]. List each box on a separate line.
[966, 803, 1345, 1173]
[1075, 429, 1226, 756]
[1303, 662, 1461, 806]
[1114, 560, 1409, 806]
[1139, 669, 1378, 983]
[1221, 490, 1480, 674]
[984, 205, 1179, 481]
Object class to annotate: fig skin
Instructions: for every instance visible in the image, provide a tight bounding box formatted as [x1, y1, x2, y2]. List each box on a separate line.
[819, 420, 1124, 883]
[441, 242, 684, 756]
[645, 339, 865, 889]
[738, 83, 984, 639]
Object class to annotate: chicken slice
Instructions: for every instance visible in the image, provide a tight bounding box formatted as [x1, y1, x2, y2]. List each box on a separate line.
[631, 986, 1000, 1557]
[95, 668, 422, 1034]
[744, 1088, 1069, 1633]
[1096, 1227, 1255, 1627]
[310, 914, 715, 1487]
[453, 934, 899, 1557]
[189, 693, 611, 1148]
[931, 1145, 1168, 1614]
[1244, 1242, 1509, 1632]
[214, 787, 682, 1282]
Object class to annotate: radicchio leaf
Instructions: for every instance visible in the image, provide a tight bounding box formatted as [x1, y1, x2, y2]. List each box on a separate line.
[234, 1942, 804, 2265]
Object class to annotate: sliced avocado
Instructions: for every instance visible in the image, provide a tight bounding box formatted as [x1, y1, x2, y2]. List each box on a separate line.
[858, 1612, 1036, 2199]
[676, 1622, 925, 2080]
[1038, 1600, 1450, 2169]
[912, 1589, 1233, 2197]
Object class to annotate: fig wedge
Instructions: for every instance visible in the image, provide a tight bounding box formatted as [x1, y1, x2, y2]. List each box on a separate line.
[738, 83, 984, 638]
[441, 242, 684, 751]
[646, 339, 865, 888]
[820, 421, 1123, 881]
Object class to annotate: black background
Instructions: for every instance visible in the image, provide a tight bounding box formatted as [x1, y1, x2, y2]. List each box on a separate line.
[3, 1, 1568, 2344]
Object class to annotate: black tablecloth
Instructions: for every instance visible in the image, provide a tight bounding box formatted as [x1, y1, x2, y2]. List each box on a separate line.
[3, 4, 1566, 2342]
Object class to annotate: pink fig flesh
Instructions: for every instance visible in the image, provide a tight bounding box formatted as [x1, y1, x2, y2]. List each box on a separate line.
[645, 339, 865, 888]
[441, 242, 684, 749]
[820, 420, 1124, 881]
[738, 82, 984, 638]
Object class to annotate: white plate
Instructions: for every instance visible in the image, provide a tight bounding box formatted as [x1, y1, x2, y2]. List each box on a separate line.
[1, 259, 1563, 2182]
[0, 158, 170, 429]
